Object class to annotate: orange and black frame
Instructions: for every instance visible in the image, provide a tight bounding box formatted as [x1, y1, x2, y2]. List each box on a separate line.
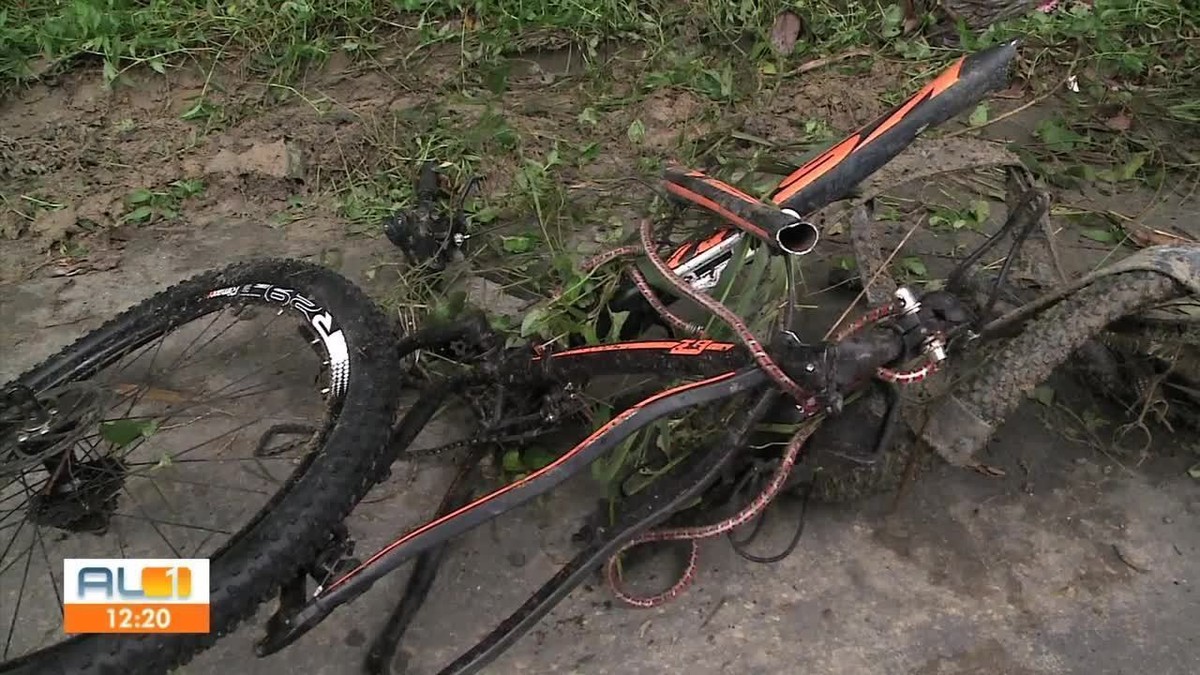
[660, 38, 1020, 259]
[252, 39, 1021, 673]
[583, 39, 1021, 346]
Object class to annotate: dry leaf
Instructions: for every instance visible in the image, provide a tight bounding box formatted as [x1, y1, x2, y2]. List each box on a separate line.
[1105, 113, 1132, 131]
[1121, 223, 1197, 249]
[995, 83, 1026, 99]
[769, 11, 803, 56]
[50, 255, 121, 277]
[971, 463, 1007, 477]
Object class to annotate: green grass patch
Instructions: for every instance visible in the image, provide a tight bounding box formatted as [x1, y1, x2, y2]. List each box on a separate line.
[1, 1, 888, 87]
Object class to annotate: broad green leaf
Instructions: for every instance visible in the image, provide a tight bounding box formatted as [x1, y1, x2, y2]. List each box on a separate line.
[968, 103, 989, 127]
[100, 419, 158, 448]
[580, 320, 600, 345]
[501, 234, 536, 253]
[472, 206, 500, 224]
[520, 306, 549, 338]
[1035, 118, 1087, 153]
[502, 449, 524, 473]
[123, 205, 154, 223]
[606, 310, 630, 342]
[968, 199, 990, 225]
[127, 188, 154, 205]
[1080, 228, 1116, 243]
[1119, 153, 1147, 181]
[627, 119, 646, 144]
[1031, 385, 1055, 406]
[899, 256, 927, 278]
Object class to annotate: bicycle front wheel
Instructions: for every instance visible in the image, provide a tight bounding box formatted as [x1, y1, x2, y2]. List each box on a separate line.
[0, 258, 401, 675]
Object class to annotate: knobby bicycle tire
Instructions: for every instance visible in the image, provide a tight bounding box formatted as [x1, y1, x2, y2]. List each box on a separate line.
[954, 271, 1181, 430]
[1, 259, 402, 675]
[805, 270, 1183, 501]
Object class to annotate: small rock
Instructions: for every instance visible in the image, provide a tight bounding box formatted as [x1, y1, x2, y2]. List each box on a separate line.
[0, 210, 26, 239]
[32, 206, 78, 248]
[1163, 516, 1174, 524]
[1112, 543, 1151, 572]
[463, 277, 529, 319]
[769, 11, 803, 56]
[205, 139, 306, 180]
[343, 627, 366, 646]
[76, 191, 121, 228]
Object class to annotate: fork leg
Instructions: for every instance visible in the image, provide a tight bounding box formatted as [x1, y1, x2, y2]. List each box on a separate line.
[363, 447, 486, 675]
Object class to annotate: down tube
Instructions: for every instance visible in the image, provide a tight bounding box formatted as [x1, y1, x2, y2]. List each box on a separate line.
[264, 366, 770, 652]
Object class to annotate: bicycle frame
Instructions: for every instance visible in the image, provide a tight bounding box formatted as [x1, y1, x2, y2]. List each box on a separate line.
[254, 38, 1022, 663]
[603, 38, 1020, 336]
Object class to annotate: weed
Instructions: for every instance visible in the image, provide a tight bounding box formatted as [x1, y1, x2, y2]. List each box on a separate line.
[928, 200, 990, 232]
[122, 179, 205, 225]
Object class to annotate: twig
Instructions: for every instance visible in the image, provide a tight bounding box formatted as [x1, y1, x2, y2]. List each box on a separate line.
[823, 215, 925, 341]
[782, 49, 873, 78]
[943, 88, 1058, 139]
[1112, 543, 1149, 573]
[944, 44, 1082, 140]
[698, 596, 728, 629]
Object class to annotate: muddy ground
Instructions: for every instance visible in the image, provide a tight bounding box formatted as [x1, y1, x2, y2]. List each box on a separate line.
[2, 42, 1198, 675]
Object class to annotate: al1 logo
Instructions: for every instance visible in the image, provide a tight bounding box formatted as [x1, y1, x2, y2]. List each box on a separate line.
[63, 559, 210, 634]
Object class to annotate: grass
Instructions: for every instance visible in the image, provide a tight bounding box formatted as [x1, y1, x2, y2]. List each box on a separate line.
[4, 1, 1198, 490]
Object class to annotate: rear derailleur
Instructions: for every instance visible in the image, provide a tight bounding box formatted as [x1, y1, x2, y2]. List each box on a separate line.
[383, 161, 481, 272]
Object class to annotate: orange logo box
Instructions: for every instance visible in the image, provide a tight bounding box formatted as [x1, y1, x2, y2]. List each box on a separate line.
[63, 559, 209, 634]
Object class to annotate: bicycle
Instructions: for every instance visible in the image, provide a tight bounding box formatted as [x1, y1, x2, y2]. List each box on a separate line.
[4, 37, 1198, 675]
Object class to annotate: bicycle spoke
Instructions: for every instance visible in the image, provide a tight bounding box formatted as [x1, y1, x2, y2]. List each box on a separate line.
[0, 478, 48, 532]
[117, 485, 181, 558]
[123, 472, 271, 496]
[113, 315, 187, 421]
[2, 520, 35, 660]
[0, 541, 33, 579]
[0, 517, 30, 577]
[123, 456, 297, 467]
[0, 274, 347, 664]
[20, 475, 62, 619]
[109, 512, 231, 538]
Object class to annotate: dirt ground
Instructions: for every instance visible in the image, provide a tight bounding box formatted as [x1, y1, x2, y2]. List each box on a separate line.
[2, 42, 1198, 675]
